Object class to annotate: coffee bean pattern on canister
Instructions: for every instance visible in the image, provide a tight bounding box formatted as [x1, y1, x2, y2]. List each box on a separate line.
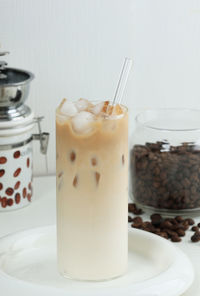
[130, 141, 200, 211]
[27, 158, 30, 168]
[13, 168, 21, 177]
[1, 197, 7, 208]
[0, 143, 33, 211]
[14, 181, 20, 190]
[13, 151, 20, 159]
[15, 193, 21, 204]
[0, 169, 5, 177]
[0, 157, 7, 164]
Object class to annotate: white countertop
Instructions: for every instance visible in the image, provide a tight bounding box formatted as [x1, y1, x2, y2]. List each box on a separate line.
[0, 175, 199, 296]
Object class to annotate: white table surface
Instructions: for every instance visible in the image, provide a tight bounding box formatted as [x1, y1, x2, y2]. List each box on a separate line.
[0, 175, 199, 296]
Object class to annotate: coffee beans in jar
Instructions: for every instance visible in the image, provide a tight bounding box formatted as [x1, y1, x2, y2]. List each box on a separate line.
[130, 109, 200, 214]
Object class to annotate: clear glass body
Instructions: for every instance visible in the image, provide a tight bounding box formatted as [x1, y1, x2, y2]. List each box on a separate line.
[130, 109, 200, 215]
[56, 104, 128, 281]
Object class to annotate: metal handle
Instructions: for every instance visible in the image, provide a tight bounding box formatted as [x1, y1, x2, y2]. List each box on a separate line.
[0, 51, 9, 56]
[33, 117, 49, 155]
[0, 51, 9, 79]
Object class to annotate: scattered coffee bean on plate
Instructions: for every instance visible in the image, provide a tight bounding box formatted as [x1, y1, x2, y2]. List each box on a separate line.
[176, 229, 185, 237]
[128, 203, 144, 215]
[191, 226, 199, 232]
[158, 232, 168, 239]
[191, 231, 200, 242]
[185, 218, 195, 226]
[128, 216, 133, 223]
[171, 235, 181, 242]
[132, 216, 143, 224]
[182, 221, 190, 230]
[128, 203, 200, 243]
[150, 213, 162, 226]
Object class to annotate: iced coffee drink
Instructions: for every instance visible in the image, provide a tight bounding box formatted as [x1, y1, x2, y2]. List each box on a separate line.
[56, 99, 128, 281]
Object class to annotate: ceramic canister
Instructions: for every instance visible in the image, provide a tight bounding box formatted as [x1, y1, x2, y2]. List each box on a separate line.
[0, 112, 35, 210]
[0, 51, 49, 211]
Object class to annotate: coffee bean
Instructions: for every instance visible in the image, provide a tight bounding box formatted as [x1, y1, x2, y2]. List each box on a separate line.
[130, 142, 200, 210]
[158, 232, 169, 239]
[185, 218, 195, 226]
[128, 203, 136, 213]
[166, 229, 178, 238]
[128, 216, 133, 223]
[128, 206, 197, 243]
[182, 221, 190, 230]
[161, 220, 173, 229]
[128, 203, 143, 215]
[171, 235, 181, 242]
[175, 216, 184, 222]
[132, 216, 143, 224]
[134, 208, 143, 215]
[171, 223, 184, 231]
[191, 226, 199, 232]
[150, 213, 162, 226]
[131, 222, 142, 229]
[143, 221, 156, 232]
[191, 231, 200, 242]
[176, 229, 185, 237]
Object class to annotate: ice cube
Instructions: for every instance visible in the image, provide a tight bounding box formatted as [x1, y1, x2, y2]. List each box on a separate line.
[91, 102, 104, 115]
[75, 98, 92, 112]
[60, 99, 78, 117]
[71, 111, 95, 133]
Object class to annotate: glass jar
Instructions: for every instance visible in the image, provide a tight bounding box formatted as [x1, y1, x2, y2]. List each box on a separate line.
[130, 108, 200, 215]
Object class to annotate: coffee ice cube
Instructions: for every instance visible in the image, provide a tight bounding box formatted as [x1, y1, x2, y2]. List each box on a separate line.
[60, 99, 78, 117]
[72, 111, 95, 134]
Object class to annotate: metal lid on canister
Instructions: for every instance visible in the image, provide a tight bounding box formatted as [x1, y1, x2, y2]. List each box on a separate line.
[0, 111, 35, 137]
[0, 51, 34, 121]
[0, 51, 49, 155]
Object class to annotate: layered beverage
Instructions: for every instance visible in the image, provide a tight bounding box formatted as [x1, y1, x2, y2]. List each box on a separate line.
[56, 98, 128, 281]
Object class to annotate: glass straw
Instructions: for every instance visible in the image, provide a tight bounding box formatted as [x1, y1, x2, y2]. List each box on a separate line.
[112, 57, 132, 106]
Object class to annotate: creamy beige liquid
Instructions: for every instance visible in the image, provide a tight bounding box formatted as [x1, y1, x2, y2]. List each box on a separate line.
[56, 100, 128, 281]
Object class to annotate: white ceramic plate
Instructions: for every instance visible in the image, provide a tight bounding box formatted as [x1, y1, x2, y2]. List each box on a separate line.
[0, 225, 194, 296]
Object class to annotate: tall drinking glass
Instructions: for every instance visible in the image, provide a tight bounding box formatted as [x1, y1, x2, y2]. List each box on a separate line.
[56, 100, 128, 281]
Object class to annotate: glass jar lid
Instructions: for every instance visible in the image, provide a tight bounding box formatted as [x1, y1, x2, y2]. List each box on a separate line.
[136, 108, 200, 131]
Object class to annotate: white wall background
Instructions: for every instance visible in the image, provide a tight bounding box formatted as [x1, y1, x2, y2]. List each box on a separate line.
[1, 0, 200, 175]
